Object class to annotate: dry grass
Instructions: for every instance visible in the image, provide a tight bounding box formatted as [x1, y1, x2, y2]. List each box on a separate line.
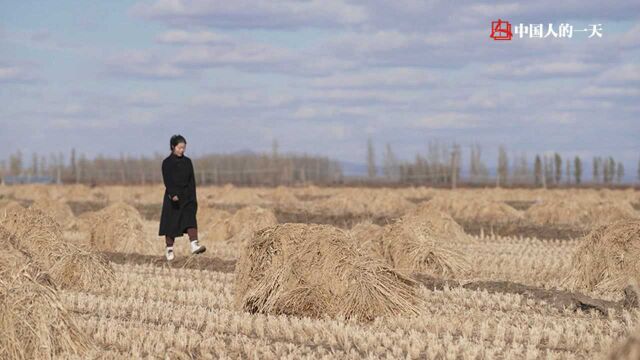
[379, 215, 470, 278]
[0, 225, 93, 359]
[1, 207, 114, 291]
[234, 223, 424, 321]
[427, 195, 524, 224]
[0, 200, 26, 217]
[608, 324, 640, 360]
[222, 205, 278, 246]
[85, 201, 151, 254]
[29, 196, 77, 230]
[525, 199, 638, 229]
[566, 218, 640, 292]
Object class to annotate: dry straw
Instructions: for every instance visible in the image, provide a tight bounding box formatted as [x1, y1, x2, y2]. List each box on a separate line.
[85, 201, 151, 254]
[235, 223, 424, 321]
[29, 196, 77, 230]
[0, 226, 93, 359]
[379, 214, 470, 278]
[1, 206, 114, 291]
[212, 205, 278, 247]
[607, 323, 640, 360]
[566, 218, 640, 292]
[349, 203, 471, 278]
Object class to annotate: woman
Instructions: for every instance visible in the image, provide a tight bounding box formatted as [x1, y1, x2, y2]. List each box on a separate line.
[158, 134, 206, 261]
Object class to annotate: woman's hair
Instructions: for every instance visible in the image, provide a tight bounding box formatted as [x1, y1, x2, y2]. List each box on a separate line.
[170, 134, 187, 151]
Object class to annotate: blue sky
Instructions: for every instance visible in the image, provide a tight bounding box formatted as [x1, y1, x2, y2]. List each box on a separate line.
[1, 1, 639, 179]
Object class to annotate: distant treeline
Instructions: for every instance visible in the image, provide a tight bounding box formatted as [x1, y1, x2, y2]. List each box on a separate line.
[0, 139, 637, 187]
[0, 146, 343, 186]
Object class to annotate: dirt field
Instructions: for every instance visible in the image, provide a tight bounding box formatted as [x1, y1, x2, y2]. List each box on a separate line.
[1, 184, 639, 359]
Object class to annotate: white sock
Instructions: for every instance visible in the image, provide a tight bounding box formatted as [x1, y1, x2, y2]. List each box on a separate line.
[167, 246, 174, 251]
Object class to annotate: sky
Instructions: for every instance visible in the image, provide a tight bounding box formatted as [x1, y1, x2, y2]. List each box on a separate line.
[1, 1, 639, 179]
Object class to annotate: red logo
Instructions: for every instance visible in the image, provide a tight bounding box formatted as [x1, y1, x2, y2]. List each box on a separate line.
[490, 19, 512, 40]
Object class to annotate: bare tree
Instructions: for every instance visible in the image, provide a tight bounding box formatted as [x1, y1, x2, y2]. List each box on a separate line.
[497, 145, 508, 187]
[10, 150, 23, 176]
[574, 156, 582, 185]
[616, 162, 624, 184]
[383, 143, 400, 181]
[534, 154, 542, 186]
[554, 152, 562, 185]
[450, 143, 461, 189]
[593, 156, 601, 183]
[366, 137, 376, 178]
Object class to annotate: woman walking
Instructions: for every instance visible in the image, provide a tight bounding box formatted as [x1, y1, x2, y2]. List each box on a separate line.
[159, 134, 206, 261]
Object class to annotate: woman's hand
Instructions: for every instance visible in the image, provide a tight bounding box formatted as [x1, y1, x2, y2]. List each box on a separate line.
[171, 195, 179, 201]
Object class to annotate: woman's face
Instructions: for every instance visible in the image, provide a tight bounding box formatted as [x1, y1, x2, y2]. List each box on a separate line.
[173, 142, 186, 156]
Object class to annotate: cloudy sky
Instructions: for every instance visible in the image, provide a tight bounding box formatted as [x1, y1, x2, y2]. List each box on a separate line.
[1, 1, 639, 178]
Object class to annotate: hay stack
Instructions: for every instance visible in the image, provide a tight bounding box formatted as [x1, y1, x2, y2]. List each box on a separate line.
[349, 220, 386, 258]
[220, 206, 278, 246]
[586, 200, 638, 227]
[29, 196, 77, 230]
[310, 192, 369, 216]
[0, 227, 92, 359]
[260, 186, 303, 212]
[0, 200, 25, 217]
[198, 206, 231, 236]
[367, 190, 416, 217]
[526, 199, 637, 229]
[211, 188, 271, 207]
[567, 219, 640, 292]
[607, 324, 640, 360]
[524, 199, 590, 228]
[235, 223, 424, 321]
[1, 207, 114, 291]
[378, 215, 470, 277]
[86, 201, 151, 254]
[427, 196, 523, 225]
[404, 202, 474, 244]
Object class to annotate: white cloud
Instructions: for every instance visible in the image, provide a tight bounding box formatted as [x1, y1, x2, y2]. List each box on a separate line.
[130, 0, 368, 28]
[412, 112, 480, 129]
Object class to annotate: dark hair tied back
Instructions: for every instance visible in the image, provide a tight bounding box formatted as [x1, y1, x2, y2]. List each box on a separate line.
[170, 134, 187, 151]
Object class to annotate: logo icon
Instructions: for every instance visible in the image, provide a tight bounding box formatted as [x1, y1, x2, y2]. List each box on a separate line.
[490, 19, 512, 40]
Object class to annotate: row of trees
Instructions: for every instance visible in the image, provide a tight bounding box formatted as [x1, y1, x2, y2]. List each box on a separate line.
[366, 138, 636, 187]
[0, 141, 343, 186]
[0, 140, 636, 187]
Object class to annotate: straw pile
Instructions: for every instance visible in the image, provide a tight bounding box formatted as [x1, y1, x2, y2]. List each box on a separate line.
[29, 196, 77, 230]
[586, 200, 638, 227]
[607, 323, 640, 360]
[427, 196, 523, 224]
[349, 220, 386, 259]
[235, 223, 424, 321]
[210, 188, 272, 208]
[1, 207, 114, 291]
[310, 189, 416, 218]
[378, 215, 470, 278]
[566, 218, 640, 292]
[259, 186, 303, 212]
[0, 226, 93, 359]
[213, 205, 278, 247]
[348, 203, 471, 277]
[403, 202, 474, 244]
[310, 192, 368, 216]
[85, 201, 151, 254]
[0, 200, 25, 217]
[366, 190, 416, 217]
[524, 199, 637, 229]
[198, 206, 231, 239]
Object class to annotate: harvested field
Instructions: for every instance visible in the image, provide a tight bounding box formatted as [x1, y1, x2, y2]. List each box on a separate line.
[1, 184, 639, 359]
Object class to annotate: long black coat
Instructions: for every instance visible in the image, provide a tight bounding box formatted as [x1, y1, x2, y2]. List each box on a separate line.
[158, 152, 198, 238]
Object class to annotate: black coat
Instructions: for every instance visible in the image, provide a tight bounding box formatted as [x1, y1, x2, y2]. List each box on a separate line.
[158, 152, 198, 238]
